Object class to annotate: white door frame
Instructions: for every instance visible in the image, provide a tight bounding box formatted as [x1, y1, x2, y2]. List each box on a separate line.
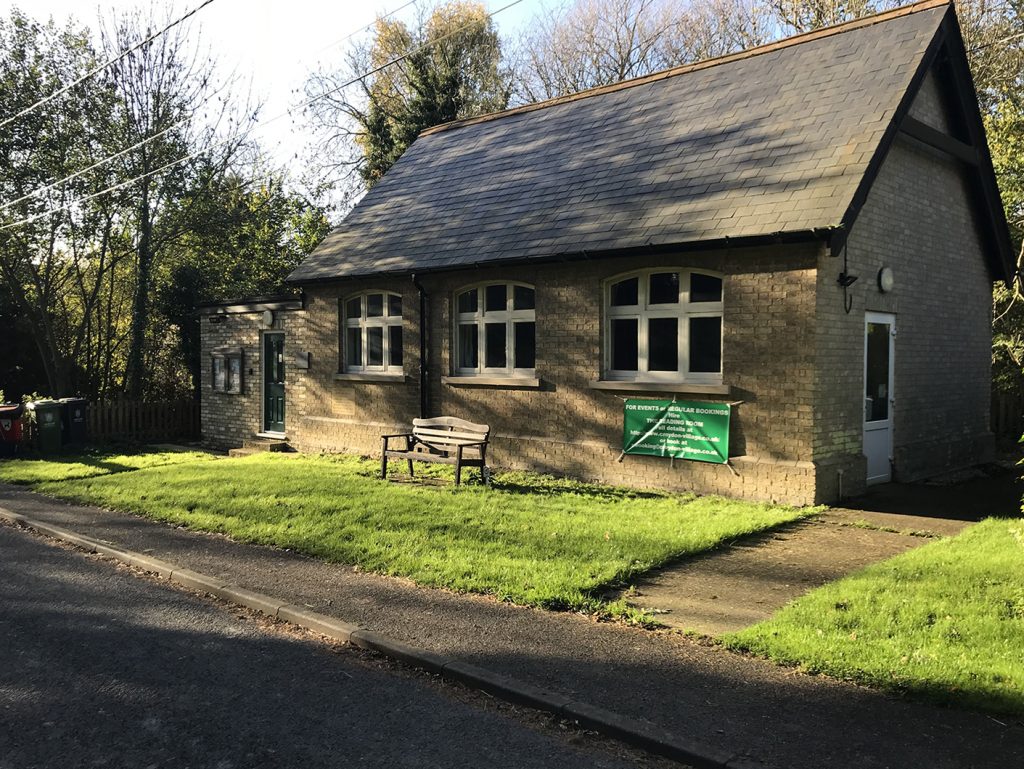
[863, 312, 896, 485]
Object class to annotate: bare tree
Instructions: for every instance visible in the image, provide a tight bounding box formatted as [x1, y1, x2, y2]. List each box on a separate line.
[513, 0, 772, 103]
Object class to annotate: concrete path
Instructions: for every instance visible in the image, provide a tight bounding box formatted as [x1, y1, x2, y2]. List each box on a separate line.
[622, 510, 968, 634]
[0, 480, 1021, 769]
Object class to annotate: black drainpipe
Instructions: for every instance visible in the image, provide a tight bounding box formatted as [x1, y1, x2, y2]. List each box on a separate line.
[412, 273, 429, 418]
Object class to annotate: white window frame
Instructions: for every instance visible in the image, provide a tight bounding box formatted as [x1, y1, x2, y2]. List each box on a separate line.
[453, 282, 536, 377]
[603, 269, 723, 384]
[341, 291, 404, 373]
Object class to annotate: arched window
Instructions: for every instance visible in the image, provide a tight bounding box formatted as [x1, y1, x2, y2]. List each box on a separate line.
[340, 291, 403, 373]
[454, 283, 535, 376]
[604, 270, 723, 383]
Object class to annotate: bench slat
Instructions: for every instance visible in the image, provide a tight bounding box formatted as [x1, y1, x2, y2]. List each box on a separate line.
[413, 427, 489, 443]
[413, 416, 490, 434]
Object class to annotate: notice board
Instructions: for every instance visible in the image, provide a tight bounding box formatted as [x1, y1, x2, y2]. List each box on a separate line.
[622, 399, 730, 464]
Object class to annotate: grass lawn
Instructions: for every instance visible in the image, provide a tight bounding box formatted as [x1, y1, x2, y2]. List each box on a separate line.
[0, 447, 217, 485]
[24, 451, 811, 617]
[725, 517, 1024, 715]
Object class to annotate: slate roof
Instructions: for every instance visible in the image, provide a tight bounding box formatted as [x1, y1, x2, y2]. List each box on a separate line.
[289, 1, 951, 283]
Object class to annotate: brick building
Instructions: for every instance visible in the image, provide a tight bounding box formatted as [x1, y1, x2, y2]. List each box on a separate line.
[200, 1, 1014, 505]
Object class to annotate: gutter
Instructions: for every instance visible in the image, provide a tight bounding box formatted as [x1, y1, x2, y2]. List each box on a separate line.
[412, 274, 429, 419]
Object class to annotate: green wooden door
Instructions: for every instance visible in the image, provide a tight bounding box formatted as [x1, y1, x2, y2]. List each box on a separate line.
[263, 333, 285, 433]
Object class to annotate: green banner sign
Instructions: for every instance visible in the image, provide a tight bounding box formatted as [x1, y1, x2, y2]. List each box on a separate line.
[623, 399, 730, 464]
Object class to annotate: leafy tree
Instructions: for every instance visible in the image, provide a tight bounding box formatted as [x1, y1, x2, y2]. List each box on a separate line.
[158, 166, 330, 398]
[0, 10, 122, 398]
[0, 5, 328, 401]
[305, 1, 511, 188]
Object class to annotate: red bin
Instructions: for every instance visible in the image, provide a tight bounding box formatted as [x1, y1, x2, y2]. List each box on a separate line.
[0, 403, 25, 455]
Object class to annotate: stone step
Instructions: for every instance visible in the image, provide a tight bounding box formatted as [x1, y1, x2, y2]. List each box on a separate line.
[227, 447, 260, 458]
[241, 439, 291, 452]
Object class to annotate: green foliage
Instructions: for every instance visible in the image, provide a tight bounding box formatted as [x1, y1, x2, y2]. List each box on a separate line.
[357, 1, 509, 185]
[726, 518, 1024, 716]
[27, 451, 810, 615]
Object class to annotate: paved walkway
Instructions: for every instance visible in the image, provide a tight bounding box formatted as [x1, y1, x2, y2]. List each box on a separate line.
[0, 480, 1021, 769]
[620, 512, 954, 634]
[620, 468, 1019, 634]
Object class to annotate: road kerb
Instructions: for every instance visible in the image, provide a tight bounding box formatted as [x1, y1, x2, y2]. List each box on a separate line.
[0, 506, 736, 769]
[277, 603, 359, 643]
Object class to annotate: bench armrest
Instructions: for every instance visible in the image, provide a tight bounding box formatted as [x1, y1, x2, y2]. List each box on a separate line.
[381, 432, 414, 440]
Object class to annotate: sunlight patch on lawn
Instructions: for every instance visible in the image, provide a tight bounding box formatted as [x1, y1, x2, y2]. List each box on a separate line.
[725, 517, 1024, 716]
[36, 452, 813, 617]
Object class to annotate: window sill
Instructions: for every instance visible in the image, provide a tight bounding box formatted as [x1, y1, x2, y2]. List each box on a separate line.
[442, 376, 542, 389]
[333, 373, 407, 383]
[588, 380, 731, 396]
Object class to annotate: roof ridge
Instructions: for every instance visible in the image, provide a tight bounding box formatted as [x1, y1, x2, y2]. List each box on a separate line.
[420, 0, 950, 138]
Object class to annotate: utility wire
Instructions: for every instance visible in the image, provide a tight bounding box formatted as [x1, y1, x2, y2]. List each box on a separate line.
[0, 0, 220, 131]
[0, 1, 419, 214]
[306, 0, 418, 59]
[0, 0, 524, 232]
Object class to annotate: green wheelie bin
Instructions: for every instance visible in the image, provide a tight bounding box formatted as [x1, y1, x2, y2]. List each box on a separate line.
[30, 401, 63, 454]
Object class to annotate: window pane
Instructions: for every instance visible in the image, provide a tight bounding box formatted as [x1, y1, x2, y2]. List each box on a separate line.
[485, 322, 507, 368]
[367, 327, 384, 366]
[459, 324, 478, 369]
[610, 277, 639, 307]
[513, 285, 535, 310]
[611, 318, 638, 371]
[389, 325, 403, 367]
[691, 273, 722, 303]
[228, 357, 242, 392]
[649, 272, 679, 304]
[346, 297, 361, 319]
[366, 294, 384, 317]
[865, 322, 890, 422]
[485, 284, 507, 312]
[514, 321, 535, 369]
[387, 294, 402, 317]
[346, 327, 362, 368]
[457, 289, 477, 314]
[689, 316, 722, 373]
[213, 358, 225, 390]
[648, 317, 679, 371]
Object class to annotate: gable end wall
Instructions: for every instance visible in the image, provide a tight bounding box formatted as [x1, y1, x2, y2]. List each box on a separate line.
[815, 118, 995, 491]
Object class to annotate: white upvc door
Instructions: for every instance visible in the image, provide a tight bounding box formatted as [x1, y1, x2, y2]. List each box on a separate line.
[864, 312, 896, 485]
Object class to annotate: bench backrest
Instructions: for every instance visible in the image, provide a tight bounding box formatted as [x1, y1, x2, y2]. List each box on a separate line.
[412, 416, 490, 451]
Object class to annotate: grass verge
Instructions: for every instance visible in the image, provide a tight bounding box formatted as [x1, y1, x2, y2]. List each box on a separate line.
[30, 451, 811, 618]
[0, 447, 217, 485]
[724, 517, 1024, 716]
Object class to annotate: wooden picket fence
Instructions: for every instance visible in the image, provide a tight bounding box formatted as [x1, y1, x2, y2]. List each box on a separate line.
[992, 391, 1024, 439]
[87, 400, 200, 443]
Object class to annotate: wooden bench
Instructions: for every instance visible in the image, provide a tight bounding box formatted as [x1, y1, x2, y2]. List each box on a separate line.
[381, 417, 491, 486]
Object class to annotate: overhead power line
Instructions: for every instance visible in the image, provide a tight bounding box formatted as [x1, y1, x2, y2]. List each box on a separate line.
[0, 0, 525, 233]
[0, 0, 220, 131]
[0, 1, 419, 214]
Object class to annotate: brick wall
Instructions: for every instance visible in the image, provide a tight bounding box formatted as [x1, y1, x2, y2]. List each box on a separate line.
[813, 85, 995, 490]
[274, 245, 823, 505]
[200, 309, 299, 449]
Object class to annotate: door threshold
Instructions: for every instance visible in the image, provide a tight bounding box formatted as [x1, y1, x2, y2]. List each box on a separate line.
[256, 431, 287, 440]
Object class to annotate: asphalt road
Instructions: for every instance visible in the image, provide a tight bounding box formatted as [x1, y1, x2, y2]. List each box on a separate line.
[0, 522, 672, 769]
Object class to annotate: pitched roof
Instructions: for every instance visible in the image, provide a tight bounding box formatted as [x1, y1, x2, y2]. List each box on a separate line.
[288, 0, 986, 283]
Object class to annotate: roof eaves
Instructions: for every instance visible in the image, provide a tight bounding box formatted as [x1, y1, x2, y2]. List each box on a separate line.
[286, 227, 837, 286]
